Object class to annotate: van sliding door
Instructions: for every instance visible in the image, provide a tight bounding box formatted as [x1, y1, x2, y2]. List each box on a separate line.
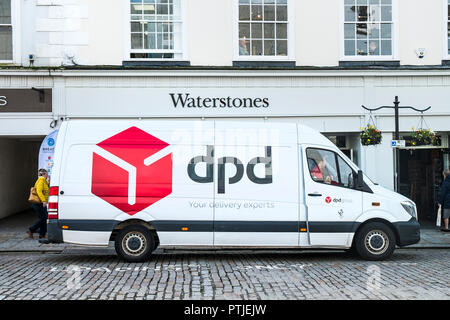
[213, 122, 299, 247]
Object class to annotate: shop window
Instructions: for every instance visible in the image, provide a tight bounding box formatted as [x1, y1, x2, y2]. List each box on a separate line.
[327, 135, 347, 149]
[0, 0, 12, 61]
[343, 0, 393, 58]
[238, 0, 289, 57]
[129, 0, 182, 59]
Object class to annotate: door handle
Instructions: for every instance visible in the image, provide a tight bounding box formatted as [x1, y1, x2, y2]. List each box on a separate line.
[308, 193, 322, 197]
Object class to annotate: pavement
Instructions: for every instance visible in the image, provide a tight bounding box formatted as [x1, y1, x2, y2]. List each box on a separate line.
[0, 210, 449, 253]
[0, 210, 449, 300]
[0, 210, 68, 253]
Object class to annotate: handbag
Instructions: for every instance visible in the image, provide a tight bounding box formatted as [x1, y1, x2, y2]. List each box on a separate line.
[436, 206, 442, 227]
[28, 187, 41, 204]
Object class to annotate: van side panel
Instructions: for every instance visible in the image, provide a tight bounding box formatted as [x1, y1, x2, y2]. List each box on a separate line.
[57, 120, 215, 246]
[213, 122, 300, 247]
[63, 230, 111, 246]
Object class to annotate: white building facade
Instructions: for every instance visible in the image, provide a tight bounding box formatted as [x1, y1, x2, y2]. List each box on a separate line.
[1, 0, 450, 224]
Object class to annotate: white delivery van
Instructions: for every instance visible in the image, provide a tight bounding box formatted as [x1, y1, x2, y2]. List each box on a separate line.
[45, 119, 420, 262]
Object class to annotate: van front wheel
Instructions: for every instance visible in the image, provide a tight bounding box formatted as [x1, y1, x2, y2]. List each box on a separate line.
[355, 222, 396, 261]
[115, 225, 155, 262]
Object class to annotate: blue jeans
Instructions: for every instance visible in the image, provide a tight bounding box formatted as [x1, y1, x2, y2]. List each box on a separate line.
[29, 203, 48, 237]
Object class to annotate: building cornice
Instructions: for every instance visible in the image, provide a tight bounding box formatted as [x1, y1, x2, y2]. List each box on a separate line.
[3, 66, 450, 78]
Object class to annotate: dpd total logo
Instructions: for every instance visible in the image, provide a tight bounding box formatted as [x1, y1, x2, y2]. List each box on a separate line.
[91, 127, 172, 215]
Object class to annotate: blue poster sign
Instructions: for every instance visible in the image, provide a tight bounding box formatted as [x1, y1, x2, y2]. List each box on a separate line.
[38, 130, 58, 176]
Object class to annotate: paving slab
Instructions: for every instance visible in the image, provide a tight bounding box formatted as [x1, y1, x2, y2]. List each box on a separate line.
[412, 228, 450, 248]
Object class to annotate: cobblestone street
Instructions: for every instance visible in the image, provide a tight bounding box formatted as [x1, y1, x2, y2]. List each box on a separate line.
[0, 248, 448, 300]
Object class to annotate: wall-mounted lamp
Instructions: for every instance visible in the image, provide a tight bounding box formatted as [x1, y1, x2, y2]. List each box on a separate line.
[50, 119, 58, 129]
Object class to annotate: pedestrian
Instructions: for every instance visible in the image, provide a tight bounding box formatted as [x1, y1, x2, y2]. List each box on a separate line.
[438, 169, 450, 232]
[27, 168, 49, 239]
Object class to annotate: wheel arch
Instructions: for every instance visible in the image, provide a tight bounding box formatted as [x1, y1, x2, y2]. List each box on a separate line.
[109, 219, 160, 247]
[352, 218, 400, 247]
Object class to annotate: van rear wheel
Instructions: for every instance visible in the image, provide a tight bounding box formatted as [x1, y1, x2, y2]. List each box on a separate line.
[115, 225, 155, 262]
[355, 222, 396, 261]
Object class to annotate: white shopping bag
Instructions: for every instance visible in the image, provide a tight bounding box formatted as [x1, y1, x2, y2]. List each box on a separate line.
[436, 206, 442, 227]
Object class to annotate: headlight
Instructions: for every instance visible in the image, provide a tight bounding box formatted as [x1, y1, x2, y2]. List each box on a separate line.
[401, 201, 417, 219]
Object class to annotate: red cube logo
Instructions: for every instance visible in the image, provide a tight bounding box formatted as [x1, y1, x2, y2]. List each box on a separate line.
[91, 127, 172, 215]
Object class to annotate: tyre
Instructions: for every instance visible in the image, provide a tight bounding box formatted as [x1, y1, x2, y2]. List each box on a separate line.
[344, 245, 358, 257]
[114, 225, 155, 262]
[354, 222, 396, 261]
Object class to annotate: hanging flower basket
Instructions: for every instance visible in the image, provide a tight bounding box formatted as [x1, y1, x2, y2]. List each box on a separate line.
[410, 128, 436, 146]
[360, 125, 382, 146]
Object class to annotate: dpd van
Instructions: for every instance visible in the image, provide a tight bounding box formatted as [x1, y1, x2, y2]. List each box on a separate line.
[45, 120, 420, 261]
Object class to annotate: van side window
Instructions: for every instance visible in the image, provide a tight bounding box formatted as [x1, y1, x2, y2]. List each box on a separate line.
[337, 155, 355, 189]
[306, 148, 356, 189]
[306, 148, 339, 185]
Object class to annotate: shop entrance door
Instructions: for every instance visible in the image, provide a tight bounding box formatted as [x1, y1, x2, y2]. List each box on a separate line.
[398, 149, 445, 227]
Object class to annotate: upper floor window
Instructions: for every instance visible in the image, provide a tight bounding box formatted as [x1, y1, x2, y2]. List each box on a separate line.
[238, 0, 289, 57]
[0, 0, 12, 61]
[129, 0, 182, 59]
[447, 0, 450, 56]
[343, 0, 393, 58]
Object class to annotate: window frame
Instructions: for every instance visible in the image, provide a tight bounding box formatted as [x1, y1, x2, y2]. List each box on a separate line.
[0, 0, 20, 64]
[233, 0, 295, 61]
[443, 0, 450, 60]
[306, 147, 358, 190]
[339, 0, 399, 61]
[123, 0, 189, 61]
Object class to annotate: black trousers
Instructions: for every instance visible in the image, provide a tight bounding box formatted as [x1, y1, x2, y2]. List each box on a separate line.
[29, 203, 48, 237]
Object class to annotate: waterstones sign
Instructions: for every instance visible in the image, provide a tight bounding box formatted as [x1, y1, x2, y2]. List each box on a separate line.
[169, 93, 270, 109]
[0, 89, 52, 113]
[0, 95, 6, 107]
[65, 87, 360, 118]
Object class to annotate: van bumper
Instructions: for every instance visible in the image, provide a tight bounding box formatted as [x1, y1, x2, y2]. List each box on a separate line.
[393, 218, 421, 247]
[47, 220, 64, 244]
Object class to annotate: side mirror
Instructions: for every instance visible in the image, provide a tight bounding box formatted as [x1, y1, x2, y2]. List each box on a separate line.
[356, 170, 364, 189]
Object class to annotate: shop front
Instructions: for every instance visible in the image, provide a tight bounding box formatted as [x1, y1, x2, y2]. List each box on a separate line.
[59, 70, 450, 229]
[0, 86, 54, 219]
[398, 141, 450, 226]
[1, 69, 450, 227]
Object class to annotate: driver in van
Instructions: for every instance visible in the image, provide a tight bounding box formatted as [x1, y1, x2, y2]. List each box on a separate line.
[310, 158, 333, 184]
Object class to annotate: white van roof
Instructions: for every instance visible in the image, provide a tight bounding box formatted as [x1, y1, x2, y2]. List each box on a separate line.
[62, 119, 336, 148]
[297, 124, 337, 148]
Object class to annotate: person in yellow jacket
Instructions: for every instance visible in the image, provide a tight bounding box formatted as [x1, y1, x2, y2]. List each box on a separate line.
[27, 169, 50, 239]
